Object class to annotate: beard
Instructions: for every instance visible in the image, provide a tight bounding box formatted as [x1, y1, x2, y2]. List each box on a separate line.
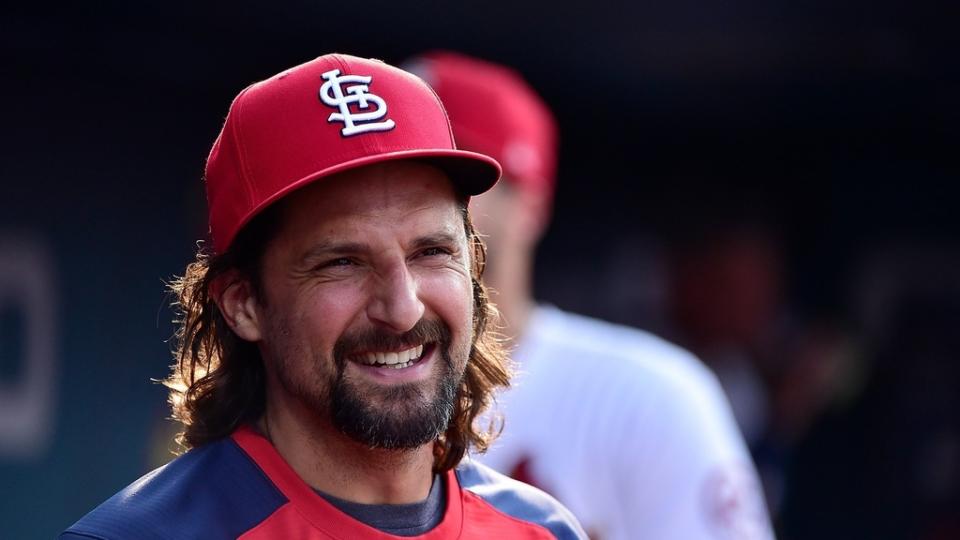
[275, 319, 468, 450]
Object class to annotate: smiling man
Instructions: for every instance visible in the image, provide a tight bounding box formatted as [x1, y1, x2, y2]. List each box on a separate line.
[60, 54, 585, 539]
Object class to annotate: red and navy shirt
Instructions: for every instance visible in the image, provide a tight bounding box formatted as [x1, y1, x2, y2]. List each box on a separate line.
[61, 426, 585, 539]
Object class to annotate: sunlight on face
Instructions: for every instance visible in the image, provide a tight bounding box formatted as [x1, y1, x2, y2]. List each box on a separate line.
[255, 161, 474, 448]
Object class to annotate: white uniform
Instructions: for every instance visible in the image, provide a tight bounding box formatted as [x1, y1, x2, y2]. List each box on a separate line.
[477, 305, 775, 540]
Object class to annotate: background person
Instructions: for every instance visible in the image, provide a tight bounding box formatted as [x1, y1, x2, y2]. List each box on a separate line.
[407, 50, 775, 540]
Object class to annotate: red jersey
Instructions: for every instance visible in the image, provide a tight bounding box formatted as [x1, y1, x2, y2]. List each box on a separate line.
[61, 426, 585, 539]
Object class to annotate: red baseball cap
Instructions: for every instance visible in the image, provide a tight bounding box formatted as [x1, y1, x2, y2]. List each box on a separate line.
[205, 53, 502, 253]
[404, 51, 557, 198]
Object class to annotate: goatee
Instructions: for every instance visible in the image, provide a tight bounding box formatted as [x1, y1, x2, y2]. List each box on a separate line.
[329, 319, 463, 449]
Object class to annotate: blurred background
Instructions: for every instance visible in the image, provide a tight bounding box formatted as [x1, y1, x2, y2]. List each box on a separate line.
[1, 1, 956, 538]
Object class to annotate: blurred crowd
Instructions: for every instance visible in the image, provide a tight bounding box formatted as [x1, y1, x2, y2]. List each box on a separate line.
[587, 212, 960, 538]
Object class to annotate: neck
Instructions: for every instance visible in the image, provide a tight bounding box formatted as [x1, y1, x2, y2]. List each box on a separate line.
[259, 396, 436, 505]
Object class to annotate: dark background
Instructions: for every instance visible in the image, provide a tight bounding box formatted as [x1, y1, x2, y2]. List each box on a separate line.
[1, 1, 956, 538]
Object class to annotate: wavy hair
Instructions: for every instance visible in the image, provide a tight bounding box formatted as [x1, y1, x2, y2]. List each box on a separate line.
[164, 200, 509, 471]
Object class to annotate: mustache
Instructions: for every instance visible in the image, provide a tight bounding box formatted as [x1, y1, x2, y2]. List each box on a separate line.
[333, 319, 450, 367]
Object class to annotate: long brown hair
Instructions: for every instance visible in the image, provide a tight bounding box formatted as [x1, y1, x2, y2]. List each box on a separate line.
[164, 201, 510, 471]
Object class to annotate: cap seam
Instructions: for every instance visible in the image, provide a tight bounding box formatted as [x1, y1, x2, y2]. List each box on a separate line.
[419, 80, 457, 149]
[329, 53, 350, 74]
[231, 86, 259, 211]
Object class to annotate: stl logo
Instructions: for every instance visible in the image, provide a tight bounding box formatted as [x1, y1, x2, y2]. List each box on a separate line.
[319, 69, 396, 137]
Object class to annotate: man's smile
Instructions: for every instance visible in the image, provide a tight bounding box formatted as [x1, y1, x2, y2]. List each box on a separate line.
[353, 343, 428, 369]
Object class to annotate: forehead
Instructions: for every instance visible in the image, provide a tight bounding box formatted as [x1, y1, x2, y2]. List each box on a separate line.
[273, 161, 464, 246]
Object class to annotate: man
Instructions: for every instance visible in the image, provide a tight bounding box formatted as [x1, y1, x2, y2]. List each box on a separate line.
[406, 51, 776, 540]
[61, 54, 585, 539]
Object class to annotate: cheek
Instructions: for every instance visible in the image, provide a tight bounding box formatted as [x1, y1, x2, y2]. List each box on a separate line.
[420, 272, 474, 333]
[273, 283, 365, 351]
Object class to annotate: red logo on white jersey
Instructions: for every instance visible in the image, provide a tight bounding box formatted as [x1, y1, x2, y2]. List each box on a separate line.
[702, 464, 773, 540]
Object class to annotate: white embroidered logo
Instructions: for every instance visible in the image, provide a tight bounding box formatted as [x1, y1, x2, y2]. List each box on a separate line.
[319, 69, 396, 137]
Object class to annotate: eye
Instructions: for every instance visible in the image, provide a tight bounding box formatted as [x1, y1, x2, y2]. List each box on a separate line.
[419, 247, 451, 258]
[318, 257, 354, 270]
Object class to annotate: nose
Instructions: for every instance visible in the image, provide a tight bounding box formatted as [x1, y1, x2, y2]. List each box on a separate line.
[365, 263, 425, 333]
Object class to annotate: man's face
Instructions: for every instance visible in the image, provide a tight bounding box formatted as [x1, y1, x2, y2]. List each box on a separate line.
[252, 161, 474, 449]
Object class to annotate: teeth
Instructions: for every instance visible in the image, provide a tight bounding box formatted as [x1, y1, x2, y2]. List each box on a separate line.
[359, 344, 425, 367]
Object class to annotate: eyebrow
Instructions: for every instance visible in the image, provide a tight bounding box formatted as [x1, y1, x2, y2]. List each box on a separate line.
[410, 232, 462, 250]
[298, 231, 463, 263]
[298, 241, 367, 264]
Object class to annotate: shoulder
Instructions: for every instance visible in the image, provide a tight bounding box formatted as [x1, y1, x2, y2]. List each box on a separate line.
[456, 459, 587, 539]
[530, 305, 703, 369]
[528, 305, 727, 407]
[524, 306, 749, 460]
[60, 437, 287, 540]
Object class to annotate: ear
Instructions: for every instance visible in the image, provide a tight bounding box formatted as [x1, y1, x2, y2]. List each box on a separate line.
[211, 271, 264, 342]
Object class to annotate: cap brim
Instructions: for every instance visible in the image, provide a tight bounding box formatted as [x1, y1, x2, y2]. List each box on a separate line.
[407, 149, 502, 197]
[224, 148, 501, 251]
